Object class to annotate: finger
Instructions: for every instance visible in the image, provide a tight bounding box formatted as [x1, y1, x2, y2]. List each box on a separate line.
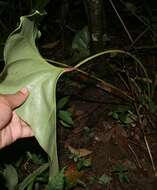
[0, 103, 12, 129]
[12, 112, 33, 138]
[4, 88, 29, 109]
[0, 113, 33, 149]
[20, 119, 34, 138]
[0, 112, 23, 148]
[0, 126, 12, 149]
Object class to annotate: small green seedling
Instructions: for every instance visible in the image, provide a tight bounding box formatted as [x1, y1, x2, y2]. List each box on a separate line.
[83, 127, 95, 141]
[76, 158, 92, 171]
[98, 173, 112, 186]
[112, 164, 129, 183]
[57, 96, 74, 128]
[109, 105, 137, 127]
[88, 174, 112, 188]
[69, 154, 91, 171]
[26, 152, 45, 165]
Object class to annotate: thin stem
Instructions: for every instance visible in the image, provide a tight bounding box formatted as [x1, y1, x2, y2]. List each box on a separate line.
[46, 58, 134, 101]
[125, 71, 156, 175]
[108, 0, 134, 43]
[77, 68, 134, 101]
[128, 144, 143, 169]
[74, 49, 150, 97]
[119, 0, 147, 25]
[47, 49, 150, 100]
[118, 73, 130, 91]
[129, 26, 150, 49]
[144, 135, 157, 176]
[119, 0, 157, 37]
[134, 101, 157, 176]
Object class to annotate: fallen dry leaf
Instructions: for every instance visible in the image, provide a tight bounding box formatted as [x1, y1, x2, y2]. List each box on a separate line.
[68, 145, 92, 157]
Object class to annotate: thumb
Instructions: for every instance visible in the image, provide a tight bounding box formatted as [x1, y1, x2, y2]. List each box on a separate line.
[4, 88, 29, 109]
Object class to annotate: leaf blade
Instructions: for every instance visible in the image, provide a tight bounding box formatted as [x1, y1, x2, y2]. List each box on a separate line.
[0, 11, 65, 178]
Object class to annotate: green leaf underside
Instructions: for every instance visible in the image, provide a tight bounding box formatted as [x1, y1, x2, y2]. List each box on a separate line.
[0, 11, 65, 177]
[57, 96, 69, 110]
[59, 110, 73, 125]
[3, 165, 18, 190]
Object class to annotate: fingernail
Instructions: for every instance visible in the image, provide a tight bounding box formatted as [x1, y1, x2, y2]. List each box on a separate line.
[20, 88, 28, 94]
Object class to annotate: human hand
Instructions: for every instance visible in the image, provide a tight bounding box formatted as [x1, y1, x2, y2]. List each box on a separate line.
[0, 88, 33, 149]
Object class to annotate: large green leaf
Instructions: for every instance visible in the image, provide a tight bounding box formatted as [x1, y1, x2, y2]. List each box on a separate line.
[0, 11, 65, 178]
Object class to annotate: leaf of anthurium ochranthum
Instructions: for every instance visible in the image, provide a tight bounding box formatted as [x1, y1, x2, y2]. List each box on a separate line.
[0, 11, 65, 179]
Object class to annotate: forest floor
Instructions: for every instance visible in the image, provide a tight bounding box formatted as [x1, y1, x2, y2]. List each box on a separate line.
[56, 74, 157, 190]
[45, 34, 157, 189]
[0, 23, 157, 190]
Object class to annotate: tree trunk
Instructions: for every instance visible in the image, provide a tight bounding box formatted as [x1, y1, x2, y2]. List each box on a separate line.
[85, 0, 107, 53]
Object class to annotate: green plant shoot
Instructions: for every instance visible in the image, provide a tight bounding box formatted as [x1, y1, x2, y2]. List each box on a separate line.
[0, 11, 66, 180]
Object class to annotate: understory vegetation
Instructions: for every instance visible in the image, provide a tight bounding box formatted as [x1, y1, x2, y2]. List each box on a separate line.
[0, 0, 157, 189]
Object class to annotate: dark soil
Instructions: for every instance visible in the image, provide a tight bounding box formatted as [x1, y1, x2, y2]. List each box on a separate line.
[57, 81, 157, 190]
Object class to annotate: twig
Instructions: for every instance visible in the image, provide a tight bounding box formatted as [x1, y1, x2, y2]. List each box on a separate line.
[77, 68, 134, 101]
[74, 50, 150, 97]
[47, 49, 151, 100]
[135, 103, 157, 176]
[118, 73, 130, 91]
[119, 0, 157, 37]
[128, 26, 150, 50]
[128, 139, 146, 151]
[126, 71, 157, 176]
[119, 0, 147, 25]
[46, 58, 134, 101]
[59, 93, 130, 106]
[128, 144, 143, 169]
[144, 135, 157, 176]
[108, 0, 134, 43]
